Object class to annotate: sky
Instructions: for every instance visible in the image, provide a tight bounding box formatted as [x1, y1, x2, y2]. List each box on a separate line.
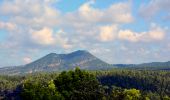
[0, 0, 170, 67]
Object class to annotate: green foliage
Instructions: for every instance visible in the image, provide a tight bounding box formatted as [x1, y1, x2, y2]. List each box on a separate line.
[163, 96, 170, 100]
[97, 69, 170, 98]
[0, 68, 170, 100]
[20, 68, 105, 100]
[21, 79, 64, 100]
[123, 89, 141, 100]
[110, 87, 124, 100]
[54, 67, 105, 100]
[111, 88, 150, 100]
[0, 75, 23, 90]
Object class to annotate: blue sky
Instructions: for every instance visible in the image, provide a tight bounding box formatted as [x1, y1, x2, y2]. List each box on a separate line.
[0, 0, 170, 67]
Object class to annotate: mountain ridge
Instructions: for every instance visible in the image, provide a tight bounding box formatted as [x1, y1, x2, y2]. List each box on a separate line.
[0, 50, 112, 75]
[0, 50, 170, 75]
[113, 61, 170, 70]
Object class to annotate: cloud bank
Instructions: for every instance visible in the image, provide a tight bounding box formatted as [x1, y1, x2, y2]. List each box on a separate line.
[0, 0, 169, 66]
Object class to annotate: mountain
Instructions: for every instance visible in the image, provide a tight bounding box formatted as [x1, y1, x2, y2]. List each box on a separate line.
[114, 61, 170, 70]
[0, 50, 112, 75]
[0, 50, 170, 75]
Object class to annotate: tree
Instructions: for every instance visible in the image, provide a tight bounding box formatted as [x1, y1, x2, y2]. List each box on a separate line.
[123, 89, 141, 100]
[111, 88, 149, 100]
[54, 67, 105, 100]
[21, 79, 64, 100]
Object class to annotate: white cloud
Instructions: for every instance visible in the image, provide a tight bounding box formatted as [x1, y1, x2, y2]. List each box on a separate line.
[31, 27, 55, 45]
[99, 25, 118, 42]
[64, 1, 133, 29]
[30, 27, 72, 49]
[55, 29, 73, 49]
[140, 0, 170, 20]
[118, 30, 140, 42]
[106, 2, 133, 23]
[0, 0, 43, 16]
[59, 1, 133, 45]
[23, 57, 32, 64]
[0, 0, 60, 29]
[0, 22, 16, 31]
[118, 24, 166, 42]
[0, 0, 169, 66]
[148, 23, 165, 40]
[0, 0, 133, 50]
[77, 1, 102, 23]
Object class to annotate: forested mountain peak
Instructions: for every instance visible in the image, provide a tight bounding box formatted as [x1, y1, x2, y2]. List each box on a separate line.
[0, 50, 111, 75]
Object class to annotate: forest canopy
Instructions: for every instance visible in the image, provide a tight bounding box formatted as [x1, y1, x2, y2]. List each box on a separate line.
[0, 68, 170, 100]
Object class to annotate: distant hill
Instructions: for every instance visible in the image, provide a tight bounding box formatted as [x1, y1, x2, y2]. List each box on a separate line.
[0, 50, 112, 75]
[114, 61, 170, 70]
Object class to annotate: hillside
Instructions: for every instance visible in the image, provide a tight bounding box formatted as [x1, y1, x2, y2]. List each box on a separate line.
[0, 50, 112, 75]
[114, 61, 170, 70]
[0, 50, 170, 75]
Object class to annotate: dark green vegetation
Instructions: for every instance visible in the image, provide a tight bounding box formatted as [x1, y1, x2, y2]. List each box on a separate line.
[97, 70, 170, 99]
[0, 68, 170, 100]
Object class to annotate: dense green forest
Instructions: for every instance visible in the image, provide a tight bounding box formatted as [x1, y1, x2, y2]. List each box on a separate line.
[0, 68, 170, 100]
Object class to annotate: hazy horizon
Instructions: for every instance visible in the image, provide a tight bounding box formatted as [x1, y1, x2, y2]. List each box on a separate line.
[0, 0, 170, 67]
